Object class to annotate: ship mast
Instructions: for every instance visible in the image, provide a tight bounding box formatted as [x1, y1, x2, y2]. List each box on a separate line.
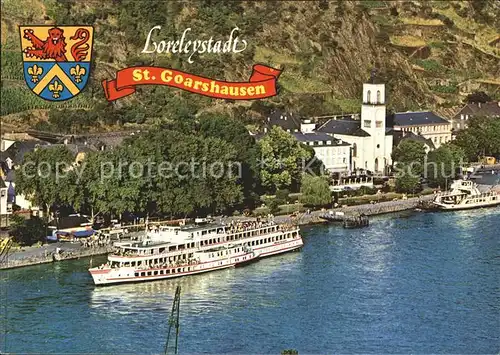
[0, 237, 13, 265]
[165, 286, 181, 355]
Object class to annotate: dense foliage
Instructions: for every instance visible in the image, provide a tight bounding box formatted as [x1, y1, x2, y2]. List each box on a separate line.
[426, 144, 466, 188]
[258, 127, 313, 193]
[15, 114, 322, 219]
[453, 116, 500, 161]
[4, 0, 499, 124]
[9, 215, 47, 246]
[15, 146, 75, 213]
[299, 174, 332, 207]
[392, 140, 426, 193]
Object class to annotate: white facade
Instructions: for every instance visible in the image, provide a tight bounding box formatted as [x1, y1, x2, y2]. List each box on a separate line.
[0, 184, 7, 215]
[331, 83, 393, 173]
[6, 181, 35, 211]
[395, 123, 451, 148]
[300, 120, 316, 134]
[0, 138, 15, 152]
[312, 144, 350, 172]
[294, 132, 351, 173]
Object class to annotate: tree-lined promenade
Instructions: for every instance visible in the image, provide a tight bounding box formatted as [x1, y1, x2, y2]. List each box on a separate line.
[15, 115, 322, 226]
[11, 112, 499, 246]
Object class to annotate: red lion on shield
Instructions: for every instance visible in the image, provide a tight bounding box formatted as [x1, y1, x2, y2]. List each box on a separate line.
[23, 27, 90, 62]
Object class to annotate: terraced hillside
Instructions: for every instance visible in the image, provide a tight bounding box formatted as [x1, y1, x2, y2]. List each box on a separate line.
[1, 0, 499, 130]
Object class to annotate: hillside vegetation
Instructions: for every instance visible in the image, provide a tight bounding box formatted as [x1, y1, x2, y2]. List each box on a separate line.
[1, 0, 499, 132]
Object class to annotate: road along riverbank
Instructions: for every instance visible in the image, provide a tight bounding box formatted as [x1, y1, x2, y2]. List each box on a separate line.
[0, 195, 433, 270]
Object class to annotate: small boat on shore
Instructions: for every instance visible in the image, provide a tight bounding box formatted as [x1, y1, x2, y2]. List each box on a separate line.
[343, 214, 369, 229]
[431, 179, 500, 211]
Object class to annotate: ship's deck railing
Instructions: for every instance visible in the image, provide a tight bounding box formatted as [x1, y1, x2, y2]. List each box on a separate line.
[109, 222, 298, 258]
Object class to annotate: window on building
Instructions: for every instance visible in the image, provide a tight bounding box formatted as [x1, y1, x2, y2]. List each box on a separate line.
[352, 143, 357, 158]
[363, 120, 371, 128]
[375, 121, 383, 128]
[376, 144, 380, 149]
[367, 90, 371, 103]
[318, 141, 323, 145]
[376, 90, 381, 103]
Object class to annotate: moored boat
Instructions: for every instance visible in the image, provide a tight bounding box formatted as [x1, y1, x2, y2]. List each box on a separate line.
[343, 214, 369, 229]
[431, 179, 500, 211]
[89, 219, 302, 285]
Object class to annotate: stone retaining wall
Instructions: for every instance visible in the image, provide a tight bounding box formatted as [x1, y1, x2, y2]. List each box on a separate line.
[1, 245, 113, 270]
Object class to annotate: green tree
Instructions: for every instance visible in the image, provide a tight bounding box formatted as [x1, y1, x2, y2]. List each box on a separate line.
[426, 144, 466, 188]
[275, 188, 290, 204]
[392, 140, 426, 193]
[453, 116, 500, 161]
[15, 146, 74, 216]
[197, 113, 262, 207]
[9, 215, 47, 246]
[258, 127, 313, 193]
[395, 174, 421, 194]
[299, 174, 331, 206]
[392, 140, 427, 175]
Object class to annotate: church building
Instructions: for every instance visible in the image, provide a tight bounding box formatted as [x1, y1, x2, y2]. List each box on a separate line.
[316, 79, 393, 174]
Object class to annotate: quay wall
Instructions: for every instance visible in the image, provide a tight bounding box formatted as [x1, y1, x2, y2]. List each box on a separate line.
[1, 245, 113, 270]
[290, 195, 435, 226]
[1, 196, 434, 270]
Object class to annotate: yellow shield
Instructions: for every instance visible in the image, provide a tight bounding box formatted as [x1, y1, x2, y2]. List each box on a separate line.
[19, 25, 94, 101]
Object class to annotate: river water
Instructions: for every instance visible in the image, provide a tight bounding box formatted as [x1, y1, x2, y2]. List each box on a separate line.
[1, 209, 499, 354]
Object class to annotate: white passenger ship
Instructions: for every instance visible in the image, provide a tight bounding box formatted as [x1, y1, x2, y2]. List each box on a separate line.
[89, 219, 303, 285]
[432, 179, 500, 210]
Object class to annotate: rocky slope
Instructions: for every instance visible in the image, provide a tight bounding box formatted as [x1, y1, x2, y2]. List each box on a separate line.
[1, 0, 499, 127]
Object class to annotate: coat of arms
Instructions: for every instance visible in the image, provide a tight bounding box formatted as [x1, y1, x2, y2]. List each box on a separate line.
[19, 25, 93, 101]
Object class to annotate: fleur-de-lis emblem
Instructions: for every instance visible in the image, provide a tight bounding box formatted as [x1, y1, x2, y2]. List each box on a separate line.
[48, 80, 63, 98]
[70, 64, 86, 83]
[27, 64, 43, 83]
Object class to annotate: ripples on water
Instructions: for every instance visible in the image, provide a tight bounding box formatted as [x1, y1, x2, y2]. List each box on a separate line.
[1, 209, 499, 354]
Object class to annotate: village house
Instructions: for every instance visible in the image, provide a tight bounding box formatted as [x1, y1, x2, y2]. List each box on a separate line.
[292, 132, 351, 172]
[392, 130, 435, 153]
[392, 111, 451, 149]
[260, 112, 353, 173]
[0, 138, 50, 214]
[263, 110, 301, 133]
[451, 101, 500, 132]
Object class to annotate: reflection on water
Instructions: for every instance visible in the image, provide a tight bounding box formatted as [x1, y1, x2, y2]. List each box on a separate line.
[90, 251, 303, 317]
[4, 209, 499, 354]
[451, 207, 499, 231]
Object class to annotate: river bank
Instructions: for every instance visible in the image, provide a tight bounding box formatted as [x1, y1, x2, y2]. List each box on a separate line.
[274, 194, 435, 225]
[0, 195, 432, 270]
[1, 244, 113, 270]
[4, 208, 499, 354]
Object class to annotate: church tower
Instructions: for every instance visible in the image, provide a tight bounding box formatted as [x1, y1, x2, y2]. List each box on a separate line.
[360, 73, 390, 173]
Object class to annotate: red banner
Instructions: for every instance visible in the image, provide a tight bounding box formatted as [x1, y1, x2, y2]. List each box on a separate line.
[102, 64, 281, 101]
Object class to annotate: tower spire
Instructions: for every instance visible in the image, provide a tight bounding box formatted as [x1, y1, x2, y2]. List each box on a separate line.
[370, 68, 377, 84]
